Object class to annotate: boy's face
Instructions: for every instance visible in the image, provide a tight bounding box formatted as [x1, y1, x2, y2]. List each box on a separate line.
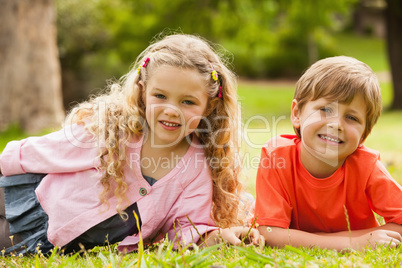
[291, 94, 367, 177]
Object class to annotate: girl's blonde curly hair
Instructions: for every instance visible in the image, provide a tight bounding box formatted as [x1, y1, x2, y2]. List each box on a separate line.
[64, 33, 243, 227]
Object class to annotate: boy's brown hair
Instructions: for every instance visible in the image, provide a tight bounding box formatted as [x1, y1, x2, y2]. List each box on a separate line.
[293, 56, 382, 141]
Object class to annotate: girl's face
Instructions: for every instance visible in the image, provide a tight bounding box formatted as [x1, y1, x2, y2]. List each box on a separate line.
[141, 65, 209, 148]
[291, 94, 367, 177]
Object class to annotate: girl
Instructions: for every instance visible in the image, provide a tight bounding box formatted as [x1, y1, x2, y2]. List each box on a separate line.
[0, 34, 260, 255]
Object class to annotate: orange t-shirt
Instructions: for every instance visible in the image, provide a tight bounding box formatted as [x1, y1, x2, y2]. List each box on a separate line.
[254, 135, 402, 232]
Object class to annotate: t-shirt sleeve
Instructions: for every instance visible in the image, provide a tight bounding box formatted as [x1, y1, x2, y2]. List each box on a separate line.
[0, 123, 101, 176]
[254, 145, 292, 228]
[366, 160, 402, 225]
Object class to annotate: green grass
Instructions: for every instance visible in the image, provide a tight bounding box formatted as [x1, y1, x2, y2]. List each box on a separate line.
[334, 33, 390, 72]
[0, 124, 27, 153]
[2, 240, 402, 267]
[238, 83, 295, 120]
[1, 33, 402, 266]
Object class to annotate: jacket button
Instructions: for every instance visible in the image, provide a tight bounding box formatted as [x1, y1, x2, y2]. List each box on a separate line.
[139, 188, 147, 196]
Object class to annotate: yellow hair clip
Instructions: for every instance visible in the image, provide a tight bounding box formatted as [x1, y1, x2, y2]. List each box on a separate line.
[212, 70, 218, 81]
[210, 63, 222, 98]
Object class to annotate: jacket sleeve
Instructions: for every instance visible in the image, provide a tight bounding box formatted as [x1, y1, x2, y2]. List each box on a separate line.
[165, 168, 218, 248]
[0, 123, 101, 176]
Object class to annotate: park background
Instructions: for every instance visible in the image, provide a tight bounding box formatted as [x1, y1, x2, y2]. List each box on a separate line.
[1, 0, 402, 266]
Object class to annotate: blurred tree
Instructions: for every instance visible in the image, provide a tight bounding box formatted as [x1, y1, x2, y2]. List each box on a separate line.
[267, 0, 358, 77]
[385, 0, 402, 109]
[0, 0, 64, 134]
[98, 0, 256, 71]
[56, 0, 281, 102]
[57, 0, 108, 110]
[55, 0, 359, 106]
[93, 0, 357, 78]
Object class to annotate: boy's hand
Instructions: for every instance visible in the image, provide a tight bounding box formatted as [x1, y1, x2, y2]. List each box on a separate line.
[354, 230, 401, 250]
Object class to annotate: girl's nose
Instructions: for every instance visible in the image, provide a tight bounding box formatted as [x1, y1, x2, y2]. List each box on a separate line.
[163, 104, 180, 117]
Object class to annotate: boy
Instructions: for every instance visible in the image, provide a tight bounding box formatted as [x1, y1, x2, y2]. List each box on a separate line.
[255, 56, 402, 251]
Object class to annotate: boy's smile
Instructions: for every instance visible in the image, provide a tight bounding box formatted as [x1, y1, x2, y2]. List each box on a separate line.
[291, 94, 367, 178]
[318, 134, 342, 144]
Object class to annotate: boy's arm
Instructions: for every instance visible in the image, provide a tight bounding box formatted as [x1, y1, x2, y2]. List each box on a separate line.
[259, 225, 401, 251]
[377, 222, 402, 235]
[318, 222, 402, 237]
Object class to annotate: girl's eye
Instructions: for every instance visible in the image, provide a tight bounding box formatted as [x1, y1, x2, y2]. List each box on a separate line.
[155, 94, 166, 99]
[183, 100, 195, 105]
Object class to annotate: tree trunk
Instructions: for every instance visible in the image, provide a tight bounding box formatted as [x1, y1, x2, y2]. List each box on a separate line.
[385, 0, 402, 110]
[0, 0, 64, 134]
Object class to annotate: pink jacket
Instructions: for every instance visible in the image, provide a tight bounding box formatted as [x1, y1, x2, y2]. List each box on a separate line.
[0, 123, 217, 252]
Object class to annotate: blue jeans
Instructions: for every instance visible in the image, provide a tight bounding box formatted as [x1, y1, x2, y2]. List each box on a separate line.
[0, 174, 53, 255]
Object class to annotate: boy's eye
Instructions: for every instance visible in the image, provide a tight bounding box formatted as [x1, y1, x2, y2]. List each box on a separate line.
[320, 107, 332, 113]
[346, 115, 359, 122]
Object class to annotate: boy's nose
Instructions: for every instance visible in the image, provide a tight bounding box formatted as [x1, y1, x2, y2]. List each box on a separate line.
[327, 121, 343, 132]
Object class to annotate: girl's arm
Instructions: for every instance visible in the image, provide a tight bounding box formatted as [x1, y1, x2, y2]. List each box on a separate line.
[165, 167, 262, 248]
[258, 225, 401, 251]
[0, 124, 100, 175]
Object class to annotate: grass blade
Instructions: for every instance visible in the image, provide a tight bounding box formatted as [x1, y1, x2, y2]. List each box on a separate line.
[232, 246, 274, 265]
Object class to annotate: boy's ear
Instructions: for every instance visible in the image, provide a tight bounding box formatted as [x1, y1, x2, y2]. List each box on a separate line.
[358, 138, 365, 147]
[291, 99, 301, 128]
[203, 97, 220, 117]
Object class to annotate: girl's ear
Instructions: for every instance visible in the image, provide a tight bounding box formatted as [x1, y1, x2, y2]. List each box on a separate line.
[203, 97, 220, 117]
[290, 99, 301, 129]
[138, 81, 146, 103]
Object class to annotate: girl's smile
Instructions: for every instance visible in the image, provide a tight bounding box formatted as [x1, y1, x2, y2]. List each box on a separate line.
[159, 120, 181, 130]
